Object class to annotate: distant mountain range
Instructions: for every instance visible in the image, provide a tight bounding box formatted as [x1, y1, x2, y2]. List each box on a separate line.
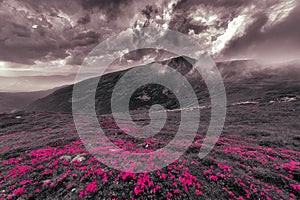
[0, 86, 67, 113]
[19, 56, 300, 114]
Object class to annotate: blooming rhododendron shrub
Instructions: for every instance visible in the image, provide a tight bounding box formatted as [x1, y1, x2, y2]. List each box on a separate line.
[0, 111, 299, 199]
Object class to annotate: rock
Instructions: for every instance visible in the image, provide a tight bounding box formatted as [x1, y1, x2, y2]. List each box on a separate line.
[72, 154, 86, 162]
[59, 155, 72, 162]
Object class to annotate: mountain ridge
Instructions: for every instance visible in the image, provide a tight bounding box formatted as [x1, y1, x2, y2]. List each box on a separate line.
[26, 56, 300, 113]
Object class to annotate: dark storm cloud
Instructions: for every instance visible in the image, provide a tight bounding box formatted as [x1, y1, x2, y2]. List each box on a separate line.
[77, 14, 90, 25]
[0, 18, 63, 65]
[138, 0, 256, 54]
[0, 0, 299, 68]
[223, 4, 300, 62]
[0, 1, 76, 64]
[174, 0, 251, 11]
[0, 0, 139, 65]
[161, 0, 299, 60]
[80, 0, 133, 20]
[169, 15, 207, 35]
[173, 0, 252, 22]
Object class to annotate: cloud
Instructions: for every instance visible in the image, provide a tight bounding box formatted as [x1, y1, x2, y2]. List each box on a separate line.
[158, 0, 299, 61]
[0, 0, 299, 92]
[211, 14, 248, 54]
[223, 3, 300, 62]
[1, 0, 298, 66]
[80, 0, 133, 20]
[0, 0, 150, 65]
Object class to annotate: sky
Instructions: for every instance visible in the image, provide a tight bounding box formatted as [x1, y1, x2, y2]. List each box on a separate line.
[0, 0, 299, 92]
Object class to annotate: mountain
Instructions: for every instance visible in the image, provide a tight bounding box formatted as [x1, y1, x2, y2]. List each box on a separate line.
[0, 74, 76, 93]
[217, 59, 300, 104]
[27, 56, 300, 114]
[0, 86, 67, 113]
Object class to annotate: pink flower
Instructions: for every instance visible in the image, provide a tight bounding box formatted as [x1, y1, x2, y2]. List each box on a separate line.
[86, 180, 97, 193]
[203, 169, 212, 176]
[174, 189, 179, 195]
[196, 182, 202, 189]
[166, 193, 173, 199]
[195, 189, 202, 195]
[148, 181, 154, 187]
[42, 180, 50, 187]
[282, 160, 300, 172]
[191, 161, 198, 165]
[155, 185, 161, 190]
[169, 174, 175, 180]
[134, 186, 143, 195]
[260, 191, 264, 196]
[160, 173, 167, 179]
[217, 163, 230, 172]
[290, 184, 300, 191]
[209, 175, 218, 181]
[250, 184, 258, 193]
[276, 189, 282, 193]
[217, 172, 226, 179]
[239, 182, 246, 187]
[102, 174, 108, 182]
[42, 170, 53, 175]
[10, 166, 33, 178]
[13, 187, 27, 196]
[79, 191, 87, 198]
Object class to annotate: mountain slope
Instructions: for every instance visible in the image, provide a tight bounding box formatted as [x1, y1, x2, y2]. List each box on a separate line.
[27, 56, 300, 113]
[0, 86, 67, 113]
